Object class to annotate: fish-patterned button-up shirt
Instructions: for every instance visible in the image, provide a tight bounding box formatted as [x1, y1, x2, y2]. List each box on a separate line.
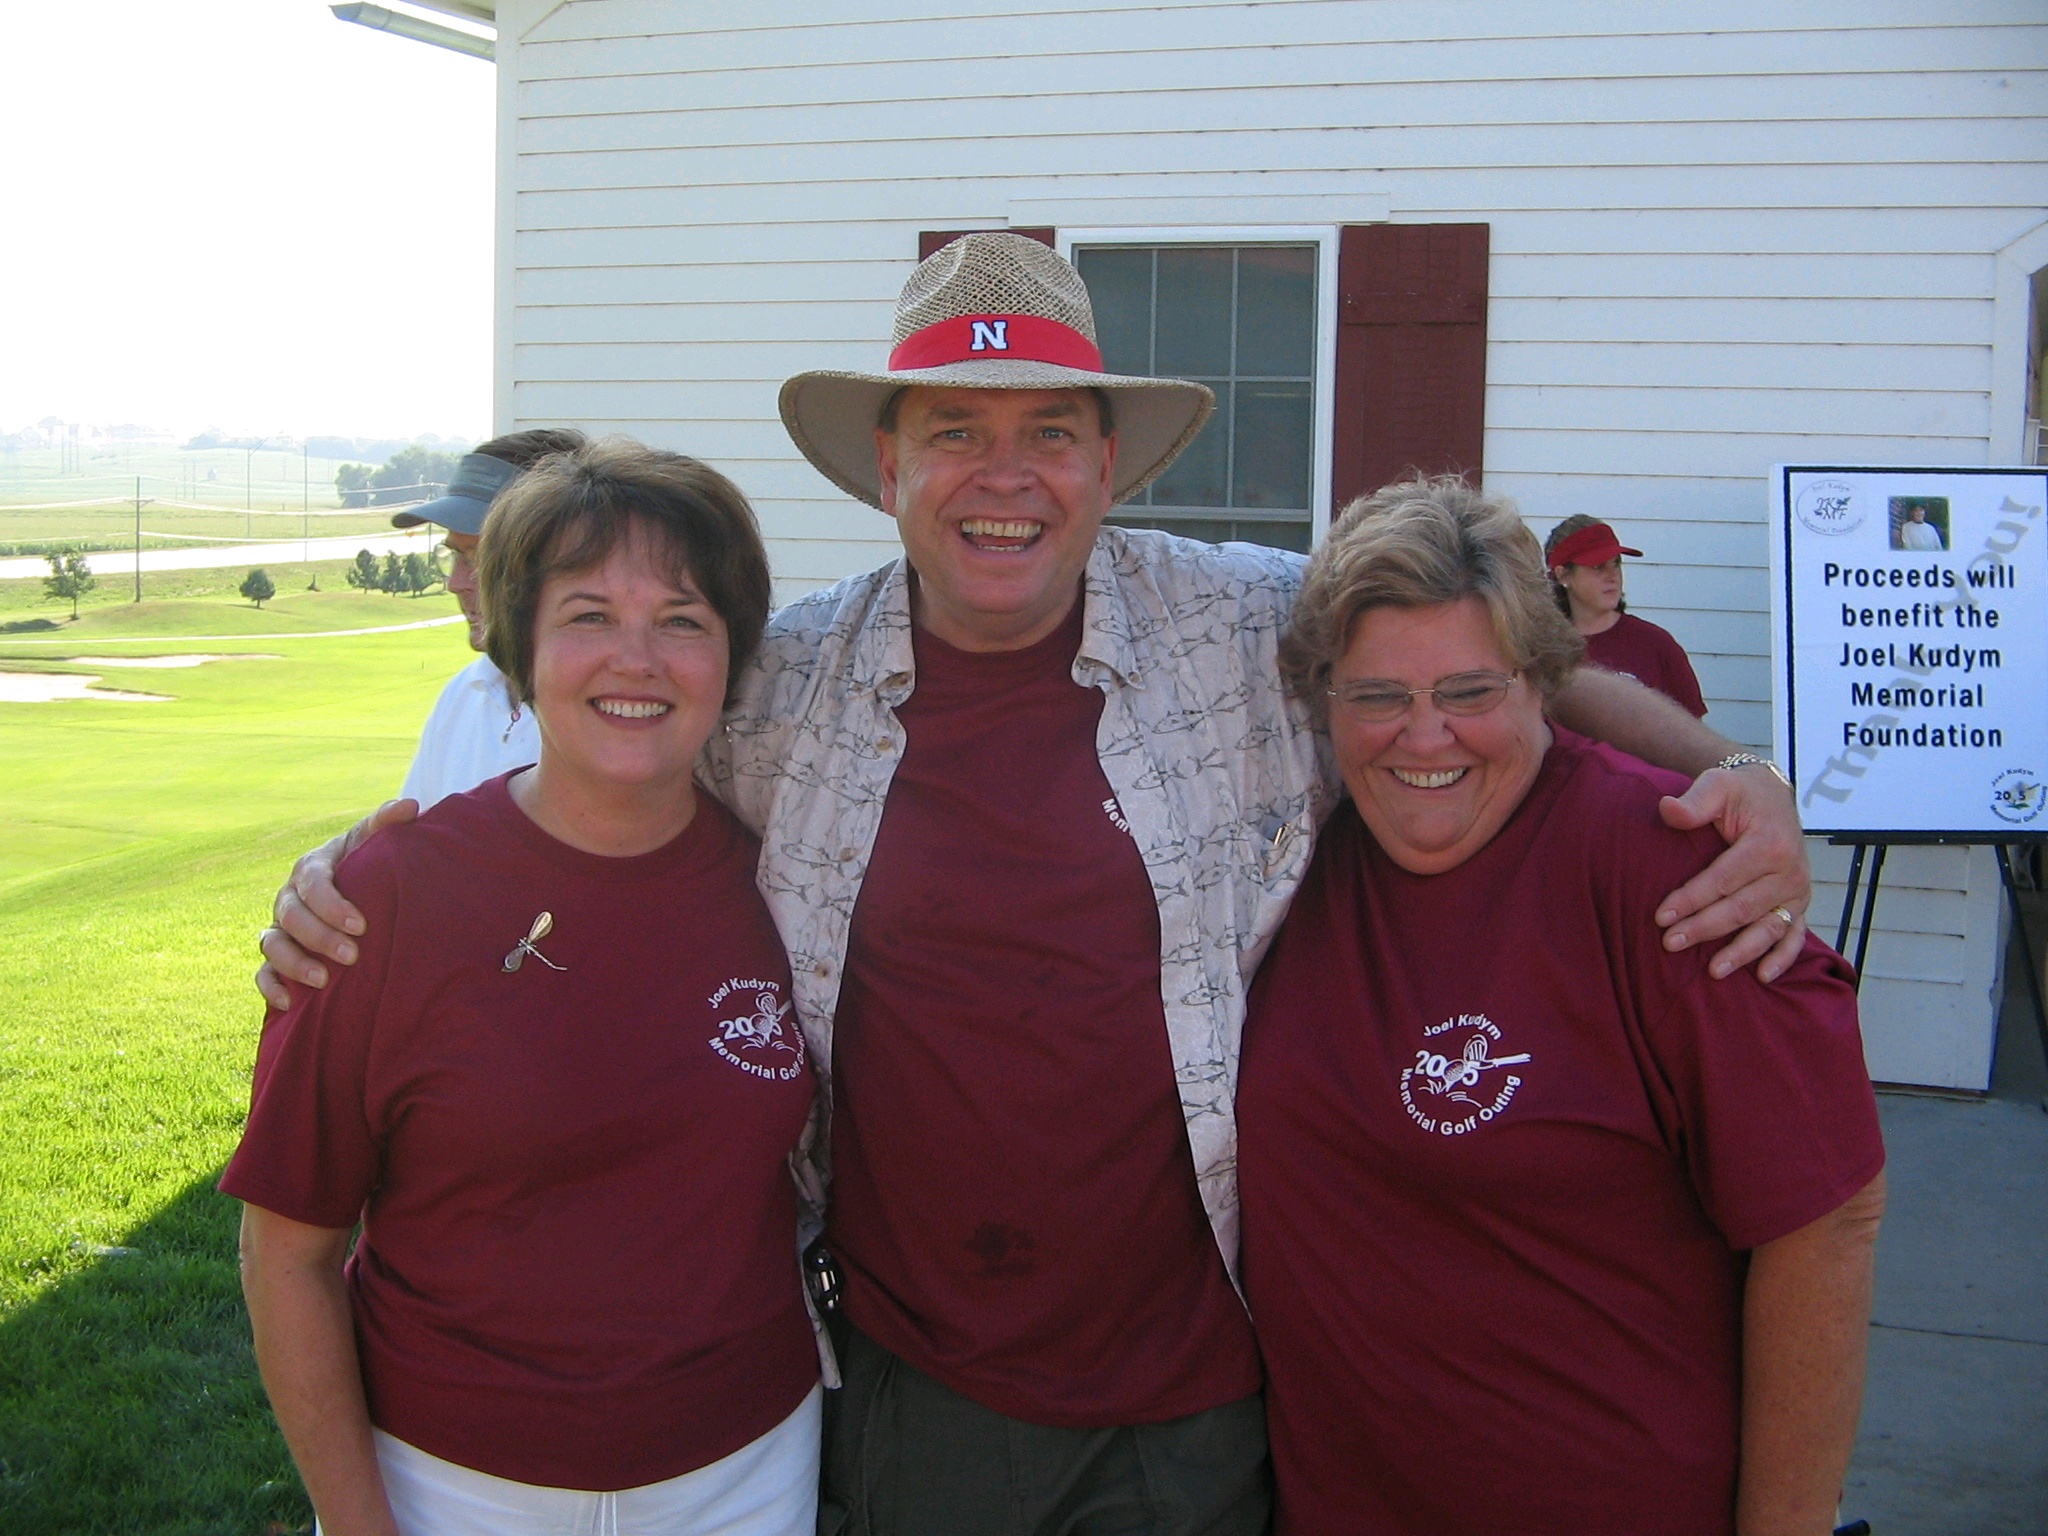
[703, 526, 1334, 1281]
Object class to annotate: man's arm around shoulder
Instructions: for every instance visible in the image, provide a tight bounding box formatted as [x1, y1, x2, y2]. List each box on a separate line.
[1551, 667, 1811, 982]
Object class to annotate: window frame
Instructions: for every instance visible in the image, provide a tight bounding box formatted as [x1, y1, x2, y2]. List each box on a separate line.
[1057, 225, 1342, 546]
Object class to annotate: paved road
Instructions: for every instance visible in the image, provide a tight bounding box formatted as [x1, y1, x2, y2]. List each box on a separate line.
[0, 530, 437, 582]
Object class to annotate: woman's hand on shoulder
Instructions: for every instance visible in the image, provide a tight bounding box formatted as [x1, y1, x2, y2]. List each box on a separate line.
[1654, 766, 1811, 983]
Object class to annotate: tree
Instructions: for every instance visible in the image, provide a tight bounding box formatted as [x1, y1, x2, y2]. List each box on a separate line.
[403, 549, 445, 597]
[240, 568, 276, 608]
[379, 551, 406, 594]
[344, 549, 383, 591]
[335, 462, 376, 508]
[42, 548, 95, 619]
[373, 445, 461, 494]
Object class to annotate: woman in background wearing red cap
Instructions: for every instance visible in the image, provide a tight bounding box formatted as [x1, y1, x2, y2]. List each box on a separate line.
[1544, 513, 1708, 717]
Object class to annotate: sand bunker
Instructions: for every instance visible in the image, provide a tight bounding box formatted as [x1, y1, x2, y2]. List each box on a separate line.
[0, 650, 280, 701]
[0, 671, 172, 703]
[62, 653, 280, 668]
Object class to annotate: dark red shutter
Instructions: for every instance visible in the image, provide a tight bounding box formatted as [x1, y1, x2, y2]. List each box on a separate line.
[1331, 223, 1489, 510]
[918, 227, 1056, 260]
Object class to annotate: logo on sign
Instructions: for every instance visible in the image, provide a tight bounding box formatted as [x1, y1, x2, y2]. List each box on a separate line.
[1991, 768, 2046, 826]
[1795, 478, 1866, 537]
[969, 319, 1010, 352]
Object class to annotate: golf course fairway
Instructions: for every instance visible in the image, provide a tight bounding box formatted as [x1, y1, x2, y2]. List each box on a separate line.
[0, 585, 470, 1532]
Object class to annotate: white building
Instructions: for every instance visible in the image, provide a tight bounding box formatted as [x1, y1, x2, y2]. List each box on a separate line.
[445, 0, 2047, 1088]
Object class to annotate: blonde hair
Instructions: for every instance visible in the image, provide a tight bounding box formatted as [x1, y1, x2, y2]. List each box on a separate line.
[1279, 475, 1583, 717]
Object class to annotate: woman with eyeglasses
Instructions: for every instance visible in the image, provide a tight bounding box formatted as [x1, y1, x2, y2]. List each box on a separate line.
[1235, 476, 1887, 1536]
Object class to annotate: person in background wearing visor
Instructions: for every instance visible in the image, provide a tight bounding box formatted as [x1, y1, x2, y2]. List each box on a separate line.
[389, 429, 587, 809]
[1545, 513, 1708, 718]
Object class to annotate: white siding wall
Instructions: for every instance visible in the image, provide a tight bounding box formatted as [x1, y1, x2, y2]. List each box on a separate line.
[494, 0, 2048, 1087]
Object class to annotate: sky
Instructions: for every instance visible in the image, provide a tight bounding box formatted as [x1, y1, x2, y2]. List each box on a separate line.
[0, 0, 496, 442]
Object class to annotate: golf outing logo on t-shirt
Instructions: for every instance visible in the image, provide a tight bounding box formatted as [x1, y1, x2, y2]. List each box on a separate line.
[1399, 1013, 1530, 1137]
[705, 978, 807, 1082]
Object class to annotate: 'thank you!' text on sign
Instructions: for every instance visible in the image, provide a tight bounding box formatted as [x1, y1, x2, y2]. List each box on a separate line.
[1772, 466, 2047, 837]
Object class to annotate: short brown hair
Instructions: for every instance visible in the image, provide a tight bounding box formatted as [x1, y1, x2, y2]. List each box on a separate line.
[474, 426, 587, 470]
[476, 439, 772, 707]
[1279, 475, 1583, 718]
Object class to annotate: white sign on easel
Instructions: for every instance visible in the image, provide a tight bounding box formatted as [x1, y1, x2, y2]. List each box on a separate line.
[1770, 465, 2048, 836]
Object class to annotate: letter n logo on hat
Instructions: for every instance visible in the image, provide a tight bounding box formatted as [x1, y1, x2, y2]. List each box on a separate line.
[969, 319, 1010, 352]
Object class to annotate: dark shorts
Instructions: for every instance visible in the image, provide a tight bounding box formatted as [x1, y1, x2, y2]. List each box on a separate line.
[818, 1323, 1271, 1536]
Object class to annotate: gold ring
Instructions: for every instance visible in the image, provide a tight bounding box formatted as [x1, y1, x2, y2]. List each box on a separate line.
[1770, 905, 1795, 927]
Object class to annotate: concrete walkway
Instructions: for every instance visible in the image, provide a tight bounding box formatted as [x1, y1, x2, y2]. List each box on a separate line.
[1843, 887, 2048, 1533]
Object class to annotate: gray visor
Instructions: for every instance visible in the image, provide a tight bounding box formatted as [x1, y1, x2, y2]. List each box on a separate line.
[388, 453, 523, 535]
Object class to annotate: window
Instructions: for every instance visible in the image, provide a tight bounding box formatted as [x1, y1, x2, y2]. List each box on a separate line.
[1074, 244, 1319, 553]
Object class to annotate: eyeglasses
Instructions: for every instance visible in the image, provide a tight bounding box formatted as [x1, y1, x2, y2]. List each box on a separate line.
[1325, 670, 1521, 722]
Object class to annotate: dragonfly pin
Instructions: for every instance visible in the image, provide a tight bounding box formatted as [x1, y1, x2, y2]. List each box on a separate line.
[502, 911, 565, 973]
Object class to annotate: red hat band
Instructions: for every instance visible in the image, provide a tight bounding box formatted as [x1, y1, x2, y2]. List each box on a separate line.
[888, 314, 1105, 374]
[1549, 523, 1643, 569]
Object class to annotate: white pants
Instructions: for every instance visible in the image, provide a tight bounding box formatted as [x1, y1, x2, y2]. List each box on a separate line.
[344, 1385, 821, 1536]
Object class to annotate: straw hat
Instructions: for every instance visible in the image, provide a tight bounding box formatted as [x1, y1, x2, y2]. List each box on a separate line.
[779, 232, 1214, 510]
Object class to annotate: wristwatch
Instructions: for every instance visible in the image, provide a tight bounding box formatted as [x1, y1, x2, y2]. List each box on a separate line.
[1713, 752, 1793, 791]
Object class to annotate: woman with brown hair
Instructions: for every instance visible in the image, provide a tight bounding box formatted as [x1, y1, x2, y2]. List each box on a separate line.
[224, 441, 820, 1535]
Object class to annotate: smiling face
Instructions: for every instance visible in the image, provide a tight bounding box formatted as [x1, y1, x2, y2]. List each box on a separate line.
[1332, 595, 1551, 876]
[1551, 554, 1623, 630]
[874, 386, 1117, 652]
[523, 527, 729, 838]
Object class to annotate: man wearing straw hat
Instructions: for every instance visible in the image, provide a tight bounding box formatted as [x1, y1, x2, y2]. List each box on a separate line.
[721, 233, 1811, 1533]
[263, 233, 1811, 1535]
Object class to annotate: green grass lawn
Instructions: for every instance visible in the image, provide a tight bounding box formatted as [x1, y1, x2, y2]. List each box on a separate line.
[2, 558, 457, 633]
[0, 592, 473, 1532]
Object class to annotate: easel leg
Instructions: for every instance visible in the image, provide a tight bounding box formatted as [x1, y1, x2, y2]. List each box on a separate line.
[1836, 845, 1868, 956]
[1850, 845, 1887, 989]
[1993, 844, 2048, 1092]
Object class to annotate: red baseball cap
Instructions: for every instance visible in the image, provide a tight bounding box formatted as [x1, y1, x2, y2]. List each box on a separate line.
[1548, 521, 1643, 569]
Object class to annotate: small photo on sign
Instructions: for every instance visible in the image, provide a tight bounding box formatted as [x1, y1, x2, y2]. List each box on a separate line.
[1888, 496, 1950, 552]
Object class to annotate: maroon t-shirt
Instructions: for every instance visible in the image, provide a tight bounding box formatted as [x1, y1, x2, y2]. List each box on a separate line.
[826, 602, 1263, 1426]
[1585, 610, 1708, 716]
[221, 776, 818, 1491]
[1239, 733, 1884, 1536]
